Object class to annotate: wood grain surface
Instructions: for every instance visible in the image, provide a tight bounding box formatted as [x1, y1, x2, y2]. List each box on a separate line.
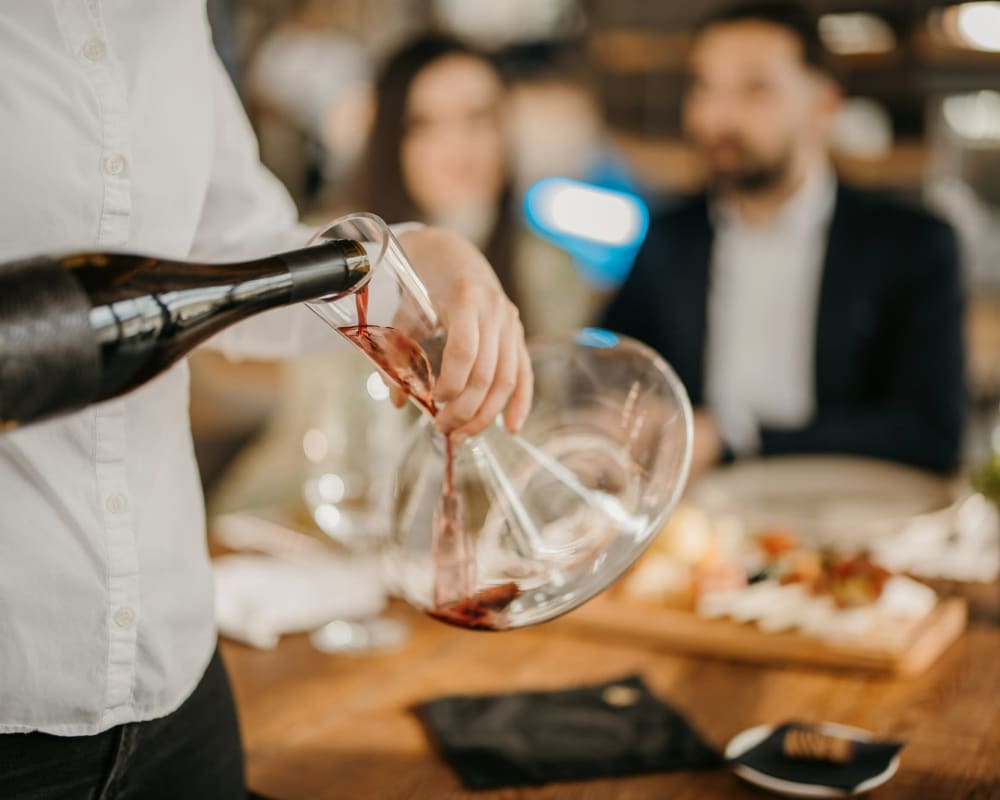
[223, 589, 999, 800]
[560, 596, 968, 676]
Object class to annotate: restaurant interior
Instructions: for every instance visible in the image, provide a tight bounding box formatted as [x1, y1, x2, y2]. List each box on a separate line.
[186, 0, 998, 797]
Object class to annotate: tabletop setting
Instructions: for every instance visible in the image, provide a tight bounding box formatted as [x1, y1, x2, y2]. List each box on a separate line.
[214, 447, 1000, 800]
[4, 2, 1000, 800]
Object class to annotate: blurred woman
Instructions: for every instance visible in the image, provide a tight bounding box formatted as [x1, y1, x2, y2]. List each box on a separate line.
[355, 35, 520, 305]
[208, 34, 594, 516]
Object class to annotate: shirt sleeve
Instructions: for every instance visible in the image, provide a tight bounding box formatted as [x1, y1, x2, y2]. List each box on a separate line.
[188, 47, 418, 359]
[185, 45, 336, 358]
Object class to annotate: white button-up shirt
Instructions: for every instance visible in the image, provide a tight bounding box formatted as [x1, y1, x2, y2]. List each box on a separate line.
[0, 1, 340, 735]
[705, 166, 837, 455]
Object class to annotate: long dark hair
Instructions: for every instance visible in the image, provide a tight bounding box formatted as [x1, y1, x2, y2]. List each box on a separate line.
[355, 34, 518, 301]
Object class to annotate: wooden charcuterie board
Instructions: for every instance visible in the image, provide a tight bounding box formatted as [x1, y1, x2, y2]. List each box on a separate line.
[560, 594, 967, 676]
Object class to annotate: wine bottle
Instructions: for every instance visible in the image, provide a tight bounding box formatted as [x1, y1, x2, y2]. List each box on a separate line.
[0, 239, 369, 429]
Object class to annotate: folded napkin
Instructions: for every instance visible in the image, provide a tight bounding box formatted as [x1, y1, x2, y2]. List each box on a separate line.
[730, 722, 904, 793]
[415, 675, 721, 790]
[212, 553, 386, 649]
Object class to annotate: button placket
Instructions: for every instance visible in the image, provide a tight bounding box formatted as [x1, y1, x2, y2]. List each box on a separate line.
[95, 401, 140, 714]
[105, 492, 129, 514]
[113, 606, 136, 629]
[59, 1, 133, 248]
[103, 153, 126, 177]
[81, 38, 106, 63]
[55, 0, 141, 718]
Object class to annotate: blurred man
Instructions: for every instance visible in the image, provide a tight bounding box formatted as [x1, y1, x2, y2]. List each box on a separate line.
[602, 1, 965, 475]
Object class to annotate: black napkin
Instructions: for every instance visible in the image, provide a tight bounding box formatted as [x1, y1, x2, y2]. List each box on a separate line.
[730, 722, 904, 792]
[414, 674, 722, 790]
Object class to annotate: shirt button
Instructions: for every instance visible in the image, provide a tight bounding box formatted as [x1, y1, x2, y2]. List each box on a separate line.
[113, 607, 136, 629]
[81, 38, 107, 63]
[104, 153, 127, 177]
[105, 493, 129, 514]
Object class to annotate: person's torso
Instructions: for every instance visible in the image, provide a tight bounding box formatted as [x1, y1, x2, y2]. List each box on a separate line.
[0, 0, 219, 735]
[704, 170, 836, 450]
[629, 185, 924, 416]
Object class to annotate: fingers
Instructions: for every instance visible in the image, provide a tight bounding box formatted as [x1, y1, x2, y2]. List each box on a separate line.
[392, 227, 534, 438]
[451, 315, 520, 441]
[503, 334, 533, 434]
[434, 298, 478, 407]
[435, 303, 500, 437]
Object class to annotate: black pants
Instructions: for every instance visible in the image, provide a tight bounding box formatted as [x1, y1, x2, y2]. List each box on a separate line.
[0, 646, 245, 800]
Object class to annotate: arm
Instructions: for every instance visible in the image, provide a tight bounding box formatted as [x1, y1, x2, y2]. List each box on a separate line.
[760, 219, 967, 473]
[190, 46, 333, 359]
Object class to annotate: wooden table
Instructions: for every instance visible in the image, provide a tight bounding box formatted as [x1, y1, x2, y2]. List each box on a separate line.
[223, 590, 1000, 800]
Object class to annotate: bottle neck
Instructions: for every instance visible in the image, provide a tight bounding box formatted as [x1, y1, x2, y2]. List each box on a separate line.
[65, 238, 369, 303]
[86, 239, 371, 397]
[276, 239, 370, 302]
[0, 239, 371, 428]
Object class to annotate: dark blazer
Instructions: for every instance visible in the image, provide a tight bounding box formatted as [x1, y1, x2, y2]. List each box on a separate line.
[600, 184, 966, 474]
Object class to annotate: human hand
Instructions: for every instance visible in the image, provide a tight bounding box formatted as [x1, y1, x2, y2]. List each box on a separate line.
[691, 410, 724, 477]
[395, 227, 532, 442]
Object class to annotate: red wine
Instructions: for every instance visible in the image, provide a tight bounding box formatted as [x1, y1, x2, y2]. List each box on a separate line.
[338, 324, 437, 417]
[339, 287, 520, 628]
[427, 582, 521, 630]
[431, 489, 474, 607]
[0, 240, 369, 428]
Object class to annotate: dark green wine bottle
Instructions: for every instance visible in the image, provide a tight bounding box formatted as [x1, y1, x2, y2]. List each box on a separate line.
[0, 239, 368, 429]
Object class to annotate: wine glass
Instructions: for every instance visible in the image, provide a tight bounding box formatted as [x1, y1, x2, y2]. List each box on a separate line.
[306, 213, 442, 363]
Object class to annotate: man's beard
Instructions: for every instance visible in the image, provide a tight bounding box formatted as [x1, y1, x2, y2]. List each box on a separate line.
[703, 139, 794, 194]
[714, 160, 790, 193]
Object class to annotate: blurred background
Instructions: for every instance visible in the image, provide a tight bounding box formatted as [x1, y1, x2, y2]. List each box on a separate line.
[192, 0, 1000, 520]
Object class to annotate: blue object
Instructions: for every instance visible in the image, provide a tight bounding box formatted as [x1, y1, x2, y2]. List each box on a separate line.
[575, 327, 620, 349]
[523, 177, 649, 289]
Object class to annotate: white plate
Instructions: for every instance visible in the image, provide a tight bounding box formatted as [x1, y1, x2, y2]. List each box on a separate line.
[725, 722, 900, 798]
[688, 456, 955, 549]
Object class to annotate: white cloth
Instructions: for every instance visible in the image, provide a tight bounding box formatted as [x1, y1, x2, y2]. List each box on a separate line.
[209, 513, 386, 649]
[213, 554, 386, 650]
[705, 166, 837, 455]
[0, 1, 381, 735]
